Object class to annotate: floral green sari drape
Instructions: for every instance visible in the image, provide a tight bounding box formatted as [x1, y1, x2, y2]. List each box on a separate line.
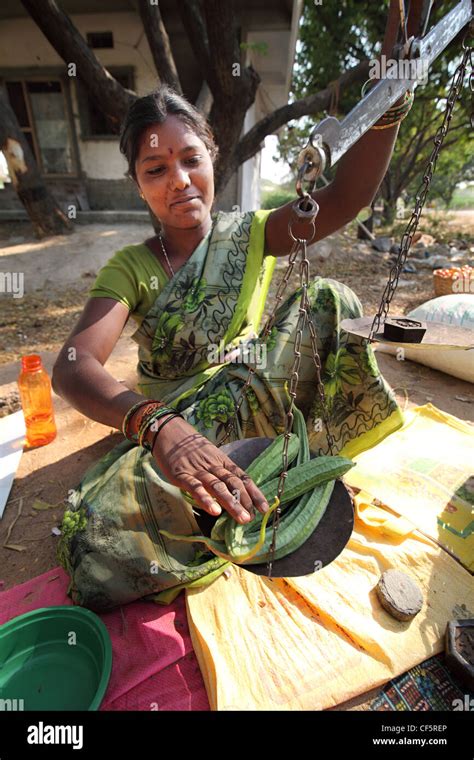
[129, 209, 276, 407]
[57, 209, 404, 611]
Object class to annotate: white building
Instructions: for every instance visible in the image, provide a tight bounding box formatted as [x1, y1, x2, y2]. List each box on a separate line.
[0, 0, 301, 214]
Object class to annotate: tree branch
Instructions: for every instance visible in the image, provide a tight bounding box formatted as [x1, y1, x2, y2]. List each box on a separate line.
[399, 99, 431, 163]
[417, 120, 470, 154]
[187, 0, 260, 192]
[137, 0, 182, 93]
[20, 0, 135, 129]
[396, 104, 443, 188]
[398, 128, 427, 188]
[177, 0, 215, 95]
[234, 58, 371, 167]
[195, 80, 213, 117]
[392, 124, 470, 199]
[202, 0, 243, 99]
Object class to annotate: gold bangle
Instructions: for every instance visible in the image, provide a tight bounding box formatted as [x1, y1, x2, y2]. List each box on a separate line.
[372, 96, 413, 130]
[371, 120, 403, 130]
[379, 92, 414, 119]
[372, 114, 410, 130]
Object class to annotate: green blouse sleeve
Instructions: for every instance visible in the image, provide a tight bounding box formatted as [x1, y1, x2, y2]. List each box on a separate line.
[88, 246, 141, 311]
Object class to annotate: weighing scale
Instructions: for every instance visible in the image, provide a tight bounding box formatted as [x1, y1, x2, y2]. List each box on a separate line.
[202, 0, 474, 578]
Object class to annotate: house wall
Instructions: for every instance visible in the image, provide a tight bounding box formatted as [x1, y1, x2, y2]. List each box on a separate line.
[0, 12, 156, 210]
[0, 7, 297, 213]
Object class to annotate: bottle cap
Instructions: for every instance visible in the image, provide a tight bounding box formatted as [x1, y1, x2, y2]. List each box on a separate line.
[21, 354, 42, 371]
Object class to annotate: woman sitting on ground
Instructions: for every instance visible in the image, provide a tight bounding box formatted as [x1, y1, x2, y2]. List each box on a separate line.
[52, 81, 407, 611]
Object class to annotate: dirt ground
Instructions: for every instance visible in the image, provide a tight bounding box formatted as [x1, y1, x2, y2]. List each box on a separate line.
[1, 209, 473, 370]
[1, 212, 473, 711]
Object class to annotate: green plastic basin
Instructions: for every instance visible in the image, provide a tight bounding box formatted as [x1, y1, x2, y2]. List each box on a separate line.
[0, 606, 112, 711]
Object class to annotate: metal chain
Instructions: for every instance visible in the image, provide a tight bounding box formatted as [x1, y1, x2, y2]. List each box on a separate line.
[265, 233, 336, 577]
[217, 189, 336, 575]
[468, 24, 474, 128]
[368, 32, 473, 341]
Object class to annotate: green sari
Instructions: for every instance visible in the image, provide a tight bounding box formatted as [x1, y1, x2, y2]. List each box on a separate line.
[57, 209, 404, 611]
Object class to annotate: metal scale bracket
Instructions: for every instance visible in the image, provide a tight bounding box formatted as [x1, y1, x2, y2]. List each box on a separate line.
[298, 0, 473, 180]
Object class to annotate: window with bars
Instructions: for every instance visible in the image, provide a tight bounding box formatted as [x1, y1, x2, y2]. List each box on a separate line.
[5, 79, 75, 175]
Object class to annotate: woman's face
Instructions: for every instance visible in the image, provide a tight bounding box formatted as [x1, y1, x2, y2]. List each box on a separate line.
[134, 115, 214, 230]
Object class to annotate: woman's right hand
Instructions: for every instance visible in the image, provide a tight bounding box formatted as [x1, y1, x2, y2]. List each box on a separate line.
[150, 415, 270, 525]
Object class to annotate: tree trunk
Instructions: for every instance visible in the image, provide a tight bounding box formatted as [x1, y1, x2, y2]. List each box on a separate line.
[137, 0, 182, 94]
[179, 0, 261, 197]
[382, 199, 396, 225]
[0, 86, 73, 238]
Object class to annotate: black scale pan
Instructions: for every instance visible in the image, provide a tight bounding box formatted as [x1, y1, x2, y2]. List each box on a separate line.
[192, 437, 354, 578]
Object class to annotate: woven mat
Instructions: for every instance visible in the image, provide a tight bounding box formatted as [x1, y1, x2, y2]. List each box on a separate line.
[369, 654, 473, 711]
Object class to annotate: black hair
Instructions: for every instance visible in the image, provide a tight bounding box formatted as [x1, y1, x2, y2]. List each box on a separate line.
[119, 84, 219, 183]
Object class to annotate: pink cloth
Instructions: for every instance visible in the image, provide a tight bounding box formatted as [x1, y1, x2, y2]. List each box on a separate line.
[0, 567, 210, 711]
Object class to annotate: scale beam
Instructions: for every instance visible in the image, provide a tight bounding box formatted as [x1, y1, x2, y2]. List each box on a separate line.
[300, 0, 472, 175]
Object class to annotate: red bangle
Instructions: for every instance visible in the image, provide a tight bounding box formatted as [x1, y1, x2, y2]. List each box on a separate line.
[132, 402, 166, 437]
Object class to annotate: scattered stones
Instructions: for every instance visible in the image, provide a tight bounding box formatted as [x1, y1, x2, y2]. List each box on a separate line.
[376, 569, 424, 621]
[451, 252, 467, 267]
[410, 248, 430, 260]
[430, 256, 454, 269]
[372, 236, 393, 253]
[354, 242, 372, 254]
[307, 239, 333, 260]
[416, 255, 453, 270]
[370, 251, 389, 263]
[429, 243, 451, 257]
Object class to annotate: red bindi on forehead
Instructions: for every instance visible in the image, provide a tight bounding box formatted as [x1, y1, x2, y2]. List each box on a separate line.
[168, 148, 173, 155]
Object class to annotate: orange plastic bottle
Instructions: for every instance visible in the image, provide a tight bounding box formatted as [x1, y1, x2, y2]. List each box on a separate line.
[17, 354, 57, 448]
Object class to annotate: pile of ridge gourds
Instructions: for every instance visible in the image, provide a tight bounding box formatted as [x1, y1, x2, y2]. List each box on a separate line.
[159, 403, 355, 565]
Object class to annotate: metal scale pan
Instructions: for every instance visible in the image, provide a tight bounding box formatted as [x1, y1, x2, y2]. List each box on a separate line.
[192, 436, 354, 578]
[341, 317, 474, 350]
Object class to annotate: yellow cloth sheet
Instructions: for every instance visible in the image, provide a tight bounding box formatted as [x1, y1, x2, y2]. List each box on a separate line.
[344, 403, 474, 571]
[185, 404, 474, 710]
